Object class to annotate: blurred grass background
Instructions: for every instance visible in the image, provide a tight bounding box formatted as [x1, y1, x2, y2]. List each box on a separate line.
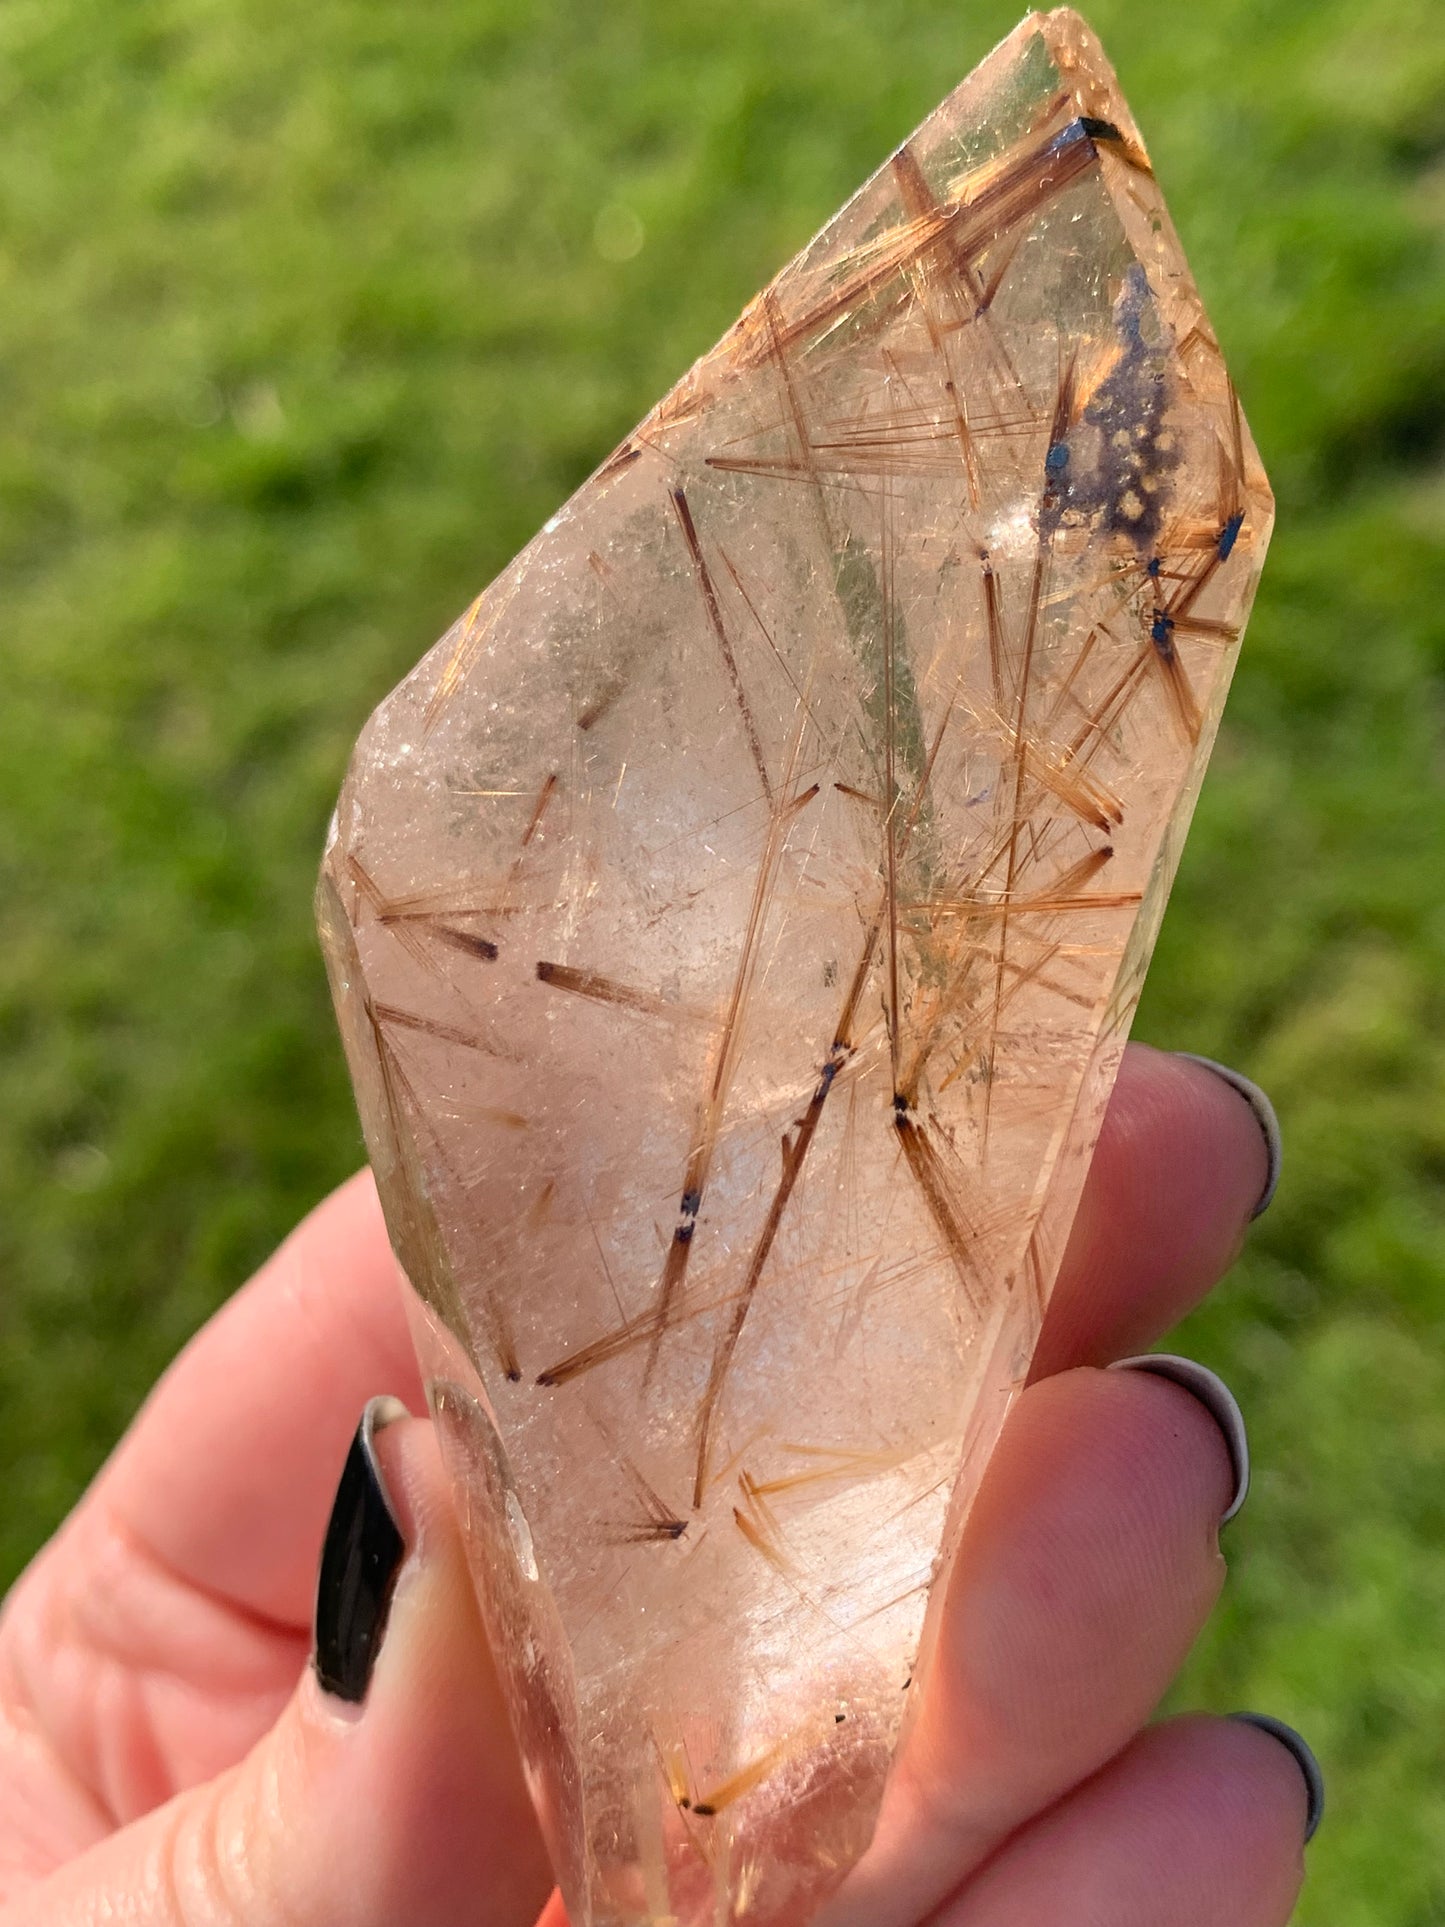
[0, 0, 1441, 1915]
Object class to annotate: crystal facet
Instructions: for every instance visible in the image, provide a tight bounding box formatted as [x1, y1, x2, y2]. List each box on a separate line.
[318, 13, 1272, 1924]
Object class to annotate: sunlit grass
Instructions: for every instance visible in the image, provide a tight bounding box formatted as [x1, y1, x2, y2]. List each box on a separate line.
[0, 1, 1442, 1915]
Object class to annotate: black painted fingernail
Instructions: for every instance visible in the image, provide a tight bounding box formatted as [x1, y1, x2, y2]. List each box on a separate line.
[1175, 1053, 1281, 1219]
[314, 1395, 410, 1703]
[1110, 1353, 1250, 1524]
[1230, 1714, 1326, 1843]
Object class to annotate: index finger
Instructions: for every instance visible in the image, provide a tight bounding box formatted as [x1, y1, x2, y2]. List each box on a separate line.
[1031, 1042, 1273, 1379]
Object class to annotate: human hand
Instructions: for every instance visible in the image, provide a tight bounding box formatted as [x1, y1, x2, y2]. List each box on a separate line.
[0, 1043, 1319, 1926]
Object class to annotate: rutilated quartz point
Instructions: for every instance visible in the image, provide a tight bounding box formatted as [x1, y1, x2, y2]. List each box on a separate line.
[317, 11, 1272, 1925]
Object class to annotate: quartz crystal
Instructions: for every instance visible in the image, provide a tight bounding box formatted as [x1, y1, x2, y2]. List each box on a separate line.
[317, 11, 1272, 1923]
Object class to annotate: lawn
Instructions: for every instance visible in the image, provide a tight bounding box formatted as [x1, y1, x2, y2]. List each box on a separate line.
[1, 0, 1443, 1917]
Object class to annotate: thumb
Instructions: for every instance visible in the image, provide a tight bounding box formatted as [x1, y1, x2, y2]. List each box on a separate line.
[3, 1402, 555, 1927]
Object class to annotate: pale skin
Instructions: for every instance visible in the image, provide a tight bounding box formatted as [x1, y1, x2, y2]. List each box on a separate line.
[0, 1044, 1308, 1926]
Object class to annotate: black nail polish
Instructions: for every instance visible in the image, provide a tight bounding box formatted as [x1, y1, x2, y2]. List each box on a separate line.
[1230, 1713, 1326, 1843]
[1109, 1353, 1250, 1524]
[314, 1396, 409, 1703]
[1175, 1053, 1282, 1219]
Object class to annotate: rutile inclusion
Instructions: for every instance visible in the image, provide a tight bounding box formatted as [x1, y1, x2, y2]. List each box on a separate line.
[317, 12, 1273, 1926]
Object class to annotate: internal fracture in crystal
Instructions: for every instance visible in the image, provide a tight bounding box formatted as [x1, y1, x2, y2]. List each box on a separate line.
[317, 13, 1273, 1926]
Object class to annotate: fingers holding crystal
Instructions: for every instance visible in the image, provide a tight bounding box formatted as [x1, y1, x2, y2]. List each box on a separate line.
[1030, 1043, 1276, 1381]
[930, 1715, 1309, 1927]
[821, 1363, 1237, 1927]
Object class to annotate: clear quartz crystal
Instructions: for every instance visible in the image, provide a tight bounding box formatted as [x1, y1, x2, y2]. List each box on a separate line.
[317, 11, 1272, 1924]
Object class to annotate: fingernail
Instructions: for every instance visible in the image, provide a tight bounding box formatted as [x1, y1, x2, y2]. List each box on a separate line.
[1110, 1353, 1250, 1524]
[1229, 1714, 1326, 1843]
[314, 1395, 411, 1703]
[1175, 1053, 1281, 1219]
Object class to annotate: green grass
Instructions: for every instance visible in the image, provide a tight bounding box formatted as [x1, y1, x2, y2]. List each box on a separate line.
[0, 0, 1442, 1915]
